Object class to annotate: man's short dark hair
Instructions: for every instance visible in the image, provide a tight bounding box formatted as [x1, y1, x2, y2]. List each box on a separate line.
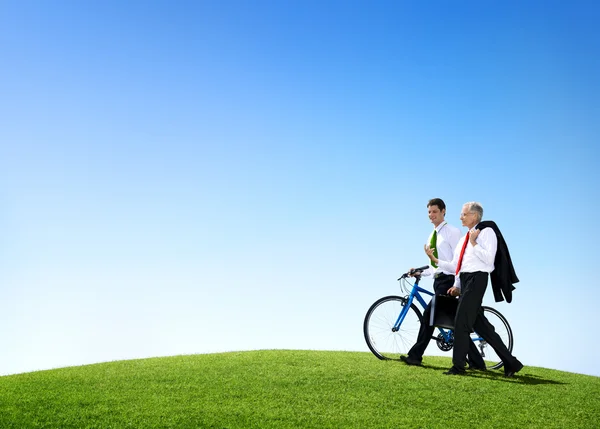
[427, 198, 446, 211]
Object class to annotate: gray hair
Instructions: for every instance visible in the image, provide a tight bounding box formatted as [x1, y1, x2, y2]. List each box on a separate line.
[464, 201, 483, 222]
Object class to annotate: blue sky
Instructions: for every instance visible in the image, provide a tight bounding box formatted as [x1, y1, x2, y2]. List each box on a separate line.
[1, 0, 599, 377]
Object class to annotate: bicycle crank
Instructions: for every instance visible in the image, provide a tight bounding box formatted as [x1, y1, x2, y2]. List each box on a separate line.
[436, 332, 454, 351]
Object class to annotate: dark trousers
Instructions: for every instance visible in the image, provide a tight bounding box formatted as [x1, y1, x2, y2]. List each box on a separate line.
[408, 274, 484, 368]
[452, 271, 518, 370]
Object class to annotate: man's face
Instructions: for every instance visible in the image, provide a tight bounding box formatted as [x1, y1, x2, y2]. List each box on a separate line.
[459, 205, 477, 228]
[428, 205, 445, 227]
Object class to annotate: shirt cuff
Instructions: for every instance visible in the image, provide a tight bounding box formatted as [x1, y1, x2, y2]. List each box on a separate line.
[454, 277, 461, 290]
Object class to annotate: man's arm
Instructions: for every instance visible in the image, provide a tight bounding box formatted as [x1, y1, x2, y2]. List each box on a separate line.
[426, 237, 462, 294]
[446, 229, 497, 295]
[471, 227, 498, 265]
[446, 242, 462, 295]
[408, 265, 434, 278]
[443, 227, 463, 295]
[432, 237, 460, 274]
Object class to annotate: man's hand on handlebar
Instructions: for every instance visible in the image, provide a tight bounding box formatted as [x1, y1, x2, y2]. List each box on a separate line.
[407, 267, 420, 278]
[403, 265, 429, 278]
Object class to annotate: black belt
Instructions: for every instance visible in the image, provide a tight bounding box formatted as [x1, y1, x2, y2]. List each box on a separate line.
[434, 272, 453, 279]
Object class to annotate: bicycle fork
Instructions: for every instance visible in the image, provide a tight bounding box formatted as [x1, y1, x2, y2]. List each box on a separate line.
[392, 295, 415, 332]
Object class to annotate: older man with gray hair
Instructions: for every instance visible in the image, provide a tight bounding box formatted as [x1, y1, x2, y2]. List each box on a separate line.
[426, 202, 523, 377]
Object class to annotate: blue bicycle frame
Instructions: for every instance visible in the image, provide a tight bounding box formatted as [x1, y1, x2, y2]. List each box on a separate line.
[364, 266, 514, 369]
[394, 275, 454, 343]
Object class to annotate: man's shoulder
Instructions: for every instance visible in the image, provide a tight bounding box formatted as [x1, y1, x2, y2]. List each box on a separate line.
[477, 220, 499, 236]
[444, 223, 462, 234]
[478, 223, 498, 240]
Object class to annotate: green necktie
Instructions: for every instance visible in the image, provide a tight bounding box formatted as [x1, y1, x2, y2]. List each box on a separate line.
[429, 229, 438, 268]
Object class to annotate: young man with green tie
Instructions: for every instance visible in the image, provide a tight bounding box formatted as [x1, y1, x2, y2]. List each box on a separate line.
[401, 198, 486, 369]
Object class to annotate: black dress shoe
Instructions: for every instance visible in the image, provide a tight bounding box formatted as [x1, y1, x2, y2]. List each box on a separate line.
[504, 360, 524, 378]
[400, 355, 422, 366]
[443, 366, 466, 376]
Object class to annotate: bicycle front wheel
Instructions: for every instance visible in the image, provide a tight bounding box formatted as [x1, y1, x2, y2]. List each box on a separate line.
[364, 295, 423, 360]
[471, 306, 514, 370]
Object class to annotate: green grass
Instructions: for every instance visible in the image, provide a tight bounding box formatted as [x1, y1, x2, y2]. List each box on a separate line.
[1, 350, 599, 428]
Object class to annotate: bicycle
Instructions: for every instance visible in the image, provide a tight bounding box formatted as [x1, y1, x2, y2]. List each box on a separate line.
[363, 266, 513, 370]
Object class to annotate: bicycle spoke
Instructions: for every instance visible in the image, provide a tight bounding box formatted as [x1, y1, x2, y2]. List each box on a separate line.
[471, 306, 514, 370]
[364, 296, 423, 360]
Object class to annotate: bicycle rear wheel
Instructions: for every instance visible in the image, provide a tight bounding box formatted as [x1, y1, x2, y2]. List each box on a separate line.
[471, 306, 514, 370]
[364, 295, 423, 360]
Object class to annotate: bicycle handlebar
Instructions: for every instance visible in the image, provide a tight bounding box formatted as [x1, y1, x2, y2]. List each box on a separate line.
[398, 265, 429, 280]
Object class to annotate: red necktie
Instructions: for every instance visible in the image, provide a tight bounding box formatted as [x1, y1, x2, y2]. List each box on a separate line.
[455, 231, 470, 275]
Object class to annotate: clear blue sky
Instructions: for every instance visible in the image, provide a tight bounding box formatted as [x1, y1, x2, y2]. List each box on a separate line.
[1, 0, 599, 377]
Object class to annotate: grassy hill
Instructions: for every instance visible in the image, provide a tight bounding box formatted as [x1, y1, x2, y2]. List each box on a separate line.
[1, 350, 599, 428]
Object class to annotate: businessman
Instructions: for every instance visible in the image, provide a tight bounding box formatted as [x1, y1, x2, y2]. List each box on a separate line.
[428, 201, 523, 376]
[401, 198, 485, 370]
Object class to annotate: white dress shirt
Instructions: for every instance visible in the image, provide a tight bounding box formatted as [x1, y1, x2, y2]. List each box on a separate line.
[422, 221, 462, 277]
[437, 224, 498, 289]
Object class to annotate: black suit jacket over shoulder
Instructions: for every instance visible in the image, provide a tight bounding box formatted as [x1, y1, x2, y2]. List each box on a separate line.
[476, 220, 519, 303]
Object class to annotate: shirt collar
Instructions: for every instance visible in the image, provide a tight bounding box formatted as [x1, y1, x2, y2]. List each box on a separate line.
[435, 221, 447, 232]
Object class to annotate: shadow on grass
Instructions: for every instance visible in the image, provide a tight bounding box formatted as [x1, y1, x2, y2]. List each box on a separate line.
[418, 363, 567, 385]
